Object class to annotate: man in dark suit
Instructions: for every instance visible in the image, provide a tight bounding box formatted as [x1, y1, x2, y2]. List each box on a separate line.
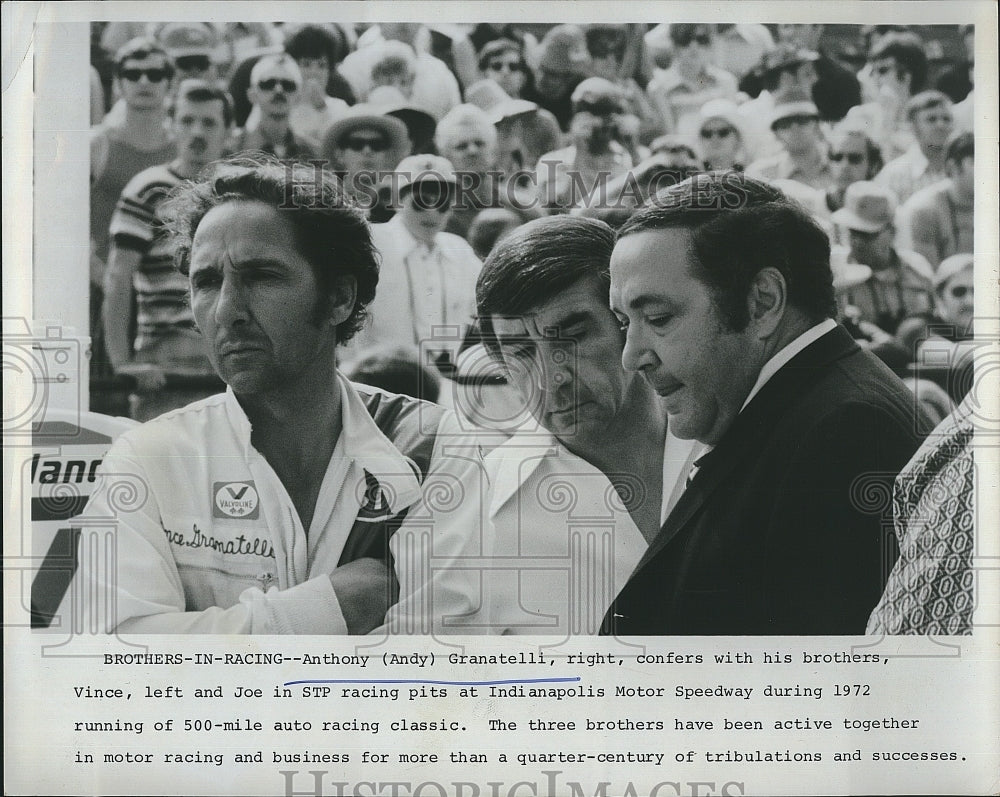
[603, 173, 928, 635]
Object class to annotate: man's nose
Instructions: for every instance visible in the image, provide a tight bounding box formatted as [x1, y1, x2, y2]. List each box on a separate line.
[621, 323, 657, 373]
[214, 275, 248, 327]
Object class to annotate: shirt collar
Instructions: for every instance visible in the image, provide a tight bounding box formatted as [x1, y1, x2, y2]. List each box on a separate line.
[222, 375, 423, 512]
[486, 429, 562, 517]
[740, 318, 837, 413]
[336, 373, 424, 511]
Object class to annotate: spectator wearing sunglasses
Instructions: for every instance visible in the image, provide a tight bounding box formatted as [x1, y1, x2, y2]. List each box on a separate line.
[695, 99, 745, 171]
[92, 37, 177, 273]
[747, 99, 833, 191]
[477, 38, 529, 99]
[90, 37, 178, 412]
[894, 253, 975, 358]
[157, 22, 218, 84]
[874, 90, 955, 205]
[825, 123, 883, 214]
[831, 181, 934, 340]
[898, 132, 975, 270]
[232, 54, 317, 161]
[647, 24, 738, 139]
[347, 155, 481, 365]
[321, 105, 412, 214]
[737, 44, 820, 163]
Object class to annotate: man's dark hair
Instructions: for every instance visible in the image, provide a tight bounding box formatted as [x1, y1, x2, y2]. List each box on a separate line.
[946, 130, 974, 165]
[174, 79, 235, 127]
[476, 215, 616, 360]
[617, 172, 837, 331]
[163, 155, 379, 344]
[285, 24, 345, 66]
[115, 36, 175, 77]
[870, 32, 928, 93]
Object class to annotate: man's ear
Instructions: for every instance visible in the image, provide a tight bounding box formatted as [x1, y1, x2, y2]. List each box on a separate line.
[246, 84, 260, 108]
[327, 275, 358, 329]
[746, 267, 787, 338]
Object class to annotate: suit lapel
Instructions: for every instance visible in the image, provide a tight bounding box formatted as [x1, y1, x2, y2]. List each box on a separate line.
[635, 326, 861, 570]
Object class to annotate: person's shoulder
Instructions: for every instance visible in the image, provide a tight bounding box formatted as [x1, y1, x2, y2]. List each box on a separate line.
[114, 393, 230, 454]
[435, 230, 478, 256]
[897, 249, 935, 281]
[119, 163, 179, 199]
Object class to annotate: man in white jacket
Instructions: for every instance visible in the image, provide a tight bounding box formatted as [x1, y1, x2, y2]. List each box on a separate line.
[66, 156, 486, 635]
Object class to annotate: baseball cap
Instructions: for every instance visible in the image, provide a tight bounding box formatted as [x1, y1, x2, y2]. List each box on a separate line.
[934, 252, 973, 290]
[756, 43, 819, 79]
[158, 22, 217, 58]
[394, 154, 458, 194]
[831, 181, 897, 233]
[571, 77, 626, 115]
[770, 100, 820, 129]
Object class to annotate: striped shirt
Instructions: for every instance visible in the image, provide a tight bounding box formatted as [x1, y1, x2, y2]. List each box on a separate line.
[109, 164, 194, 351]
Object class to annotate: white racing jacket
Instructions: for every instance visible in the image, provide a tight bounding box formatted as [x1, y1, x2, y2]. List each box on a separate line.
[67, 374, 487, 634]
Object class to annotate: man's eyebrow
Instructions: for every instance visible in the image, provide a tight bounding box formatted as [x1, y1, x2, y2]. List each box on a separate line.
[622, 294, 675, 313]
[544, 309, 595, 333]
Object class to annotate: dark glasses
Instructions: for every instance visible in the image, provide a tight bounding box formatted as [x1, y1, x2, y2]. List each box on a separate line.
[948, 285, 973, 299]
[830, 152, 865, 165]
[678, 34, 712, 47]
[120, 68, 170, 83]
[176, 55, 211, 72]
[342, 136, 389, 152]
[257, 78, 297, 92]
[487, 59, 521, 72]
[700, 126, 734, 140]
[774, 115, 817, 130]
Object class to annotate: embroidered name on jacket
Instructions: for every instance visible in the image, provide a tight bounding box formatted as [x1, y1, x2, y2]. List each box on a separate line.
[163, 523, 276, 559]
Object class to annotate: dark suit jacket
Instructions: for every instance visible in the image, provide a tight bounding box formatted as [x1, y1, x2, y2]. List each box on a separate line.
[601, 325, 929, 636]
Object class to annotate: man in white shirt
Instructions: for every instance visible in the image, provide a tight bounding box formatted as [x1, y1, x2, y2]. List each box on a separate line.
[67, 157, 486, 634]
[604, 173, 928, 635]
[472, 215, 697, 634]
[874, 90, 955, 205]
[349, 155, 482, 368]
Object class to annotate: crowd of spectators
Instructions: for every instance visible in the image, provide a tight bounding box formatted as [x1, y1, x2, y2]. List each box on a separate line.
[89, 20, 975, 421]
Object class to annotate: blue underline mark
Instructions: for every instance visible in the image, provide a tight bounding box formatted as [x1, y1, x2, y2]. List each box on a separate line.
[283, 677, 582, 687]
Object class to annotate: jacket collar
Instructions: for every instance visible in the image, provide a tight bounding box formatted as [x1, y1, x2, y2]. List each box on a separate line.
[222, 374, 423, 514]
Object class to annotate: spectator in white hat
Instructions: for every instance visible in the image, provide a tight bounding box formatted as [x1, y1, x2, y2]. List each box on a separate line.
[320, 105, 411, 211]
[747, 99, 833, 191]
[157, 22, 219, 84]
[695, 99, 746, 171]
[347, 154, 482, 364]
